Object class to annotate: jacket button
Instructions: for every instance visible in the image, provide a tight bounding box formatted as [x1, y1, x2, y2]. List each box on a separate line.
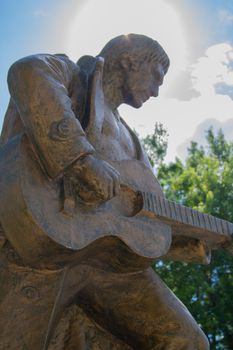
[57, 119, 72, 137]
[21, 286, 40, 299]
[49, 118, 84, 141]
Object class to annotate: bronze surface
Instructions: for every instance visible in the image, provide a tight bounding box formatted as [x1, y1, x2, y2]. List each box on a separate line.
[0, 34, 227, 349]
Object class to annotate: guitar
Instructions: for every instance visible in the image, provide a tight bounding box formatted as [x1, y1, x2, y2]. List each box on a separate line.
[0, 133, 172, 271]
[0, 133, 232, 272]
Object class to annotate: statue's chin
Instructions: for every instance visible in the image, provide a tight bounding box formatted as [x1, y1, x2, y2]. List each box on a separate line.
[124, 97, 143, 109]
[132, 101, 143, 109]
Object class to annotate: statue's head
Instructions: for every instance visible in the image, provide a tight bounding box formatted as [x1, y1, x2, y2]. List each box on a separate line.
[98, 34, 170, 108]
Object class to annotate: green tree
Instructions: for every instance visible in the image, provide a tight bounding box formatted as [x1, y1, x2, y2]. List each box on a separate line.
[142, 122, 168, 166]
[143, 128, 233, 349]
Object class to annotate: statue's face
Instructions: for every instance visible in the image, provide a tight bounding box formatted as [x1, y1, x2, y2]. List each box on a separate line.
[123, 61, 164, 108]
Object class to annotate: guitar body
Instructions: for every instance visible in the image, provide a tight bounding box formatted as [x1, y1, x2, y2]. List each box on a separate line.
[0, 134, 171, 271]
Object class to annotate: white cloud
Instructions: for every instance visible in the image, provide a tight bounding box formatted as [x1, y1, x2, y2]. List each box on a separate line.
[191, 43, 233, 97]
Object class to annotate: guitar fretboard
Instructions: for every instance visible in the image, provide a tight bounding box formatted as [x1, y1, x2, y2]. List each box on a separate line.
[141, 192, 233, 239]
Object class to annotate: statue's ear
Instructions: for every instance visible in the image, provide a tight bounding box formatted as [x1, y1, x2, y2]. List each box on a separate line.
[120, 56, 137, 71]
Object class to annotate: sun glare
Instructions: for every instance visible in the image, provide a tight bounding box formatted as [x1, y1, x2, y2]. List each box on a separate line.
[66, 0, 188, 91]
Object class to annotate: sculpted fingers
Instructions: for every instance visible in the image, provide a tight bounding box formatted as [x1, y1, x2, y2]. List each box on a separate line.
[104, 165, 120, 198]
[68, 156, 121, 204]
[112, 172, 121, 197]
[107, 176, 114, 199]
[98, 174, 118, 200]
[93, 166, 120, 200]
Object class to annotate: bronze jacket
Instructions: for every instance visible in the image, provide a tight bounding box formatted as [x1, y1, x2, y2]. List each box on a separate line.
[0, 54, 95, 179]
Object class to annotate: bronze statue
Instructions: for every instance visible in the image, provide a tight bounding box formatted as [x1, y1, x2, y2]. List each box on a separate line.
[1, 33, 232, 349]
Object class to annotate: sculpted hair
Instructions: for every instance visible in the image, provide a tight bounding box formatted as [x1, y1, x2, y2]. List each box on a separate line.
[98, 34, 170, 74]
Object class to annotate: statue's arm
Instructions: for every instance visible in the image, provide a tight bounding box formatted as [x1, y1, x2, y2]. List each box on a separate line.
[7, 54, 94, 178]
[7, 54, 120, 203]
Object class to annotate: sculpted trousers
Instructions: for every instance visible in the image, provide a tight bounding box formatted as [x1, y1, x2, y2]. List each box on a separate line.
[76, 265, 210, 350]
[0, 247, 209, 350]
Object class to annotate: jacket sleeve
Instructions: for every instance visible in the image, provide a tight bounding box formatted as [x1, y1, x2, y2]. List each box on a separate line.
[7, 54, 94, 178]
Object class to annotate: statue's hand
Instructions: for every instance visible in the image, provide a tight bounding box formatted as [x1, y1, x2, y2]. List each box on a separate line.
[65, 155, 120, 205]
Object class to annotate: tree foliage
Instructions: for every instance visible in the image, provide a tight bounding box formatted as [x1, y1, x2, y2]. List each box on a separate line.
[142, 128, 233, 349]
[142, 122, 168, 166]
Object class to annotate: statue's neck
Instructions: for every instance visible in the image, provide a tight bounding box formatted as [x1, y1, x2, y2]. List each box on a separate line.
[102, 69, 124, 110]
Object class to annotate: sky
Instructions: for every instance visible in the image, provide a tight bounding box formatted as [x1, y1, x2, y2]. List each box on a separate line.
[1, 0, 233, 162]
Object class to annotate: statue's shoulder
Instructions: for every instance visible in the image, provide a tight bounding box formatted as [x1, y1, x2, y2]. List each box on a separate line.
[8, 53, 79, 81]
[53, 53, 78, 69]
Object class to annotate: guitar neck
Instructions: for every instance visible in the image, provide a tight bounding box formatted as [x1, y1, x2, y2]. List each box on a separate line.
[141, 192, 233, 246]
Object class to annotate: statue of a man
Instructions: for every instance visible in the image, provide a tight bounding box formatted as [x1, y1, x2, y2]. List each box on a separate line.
[0, 34, 209, 349]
